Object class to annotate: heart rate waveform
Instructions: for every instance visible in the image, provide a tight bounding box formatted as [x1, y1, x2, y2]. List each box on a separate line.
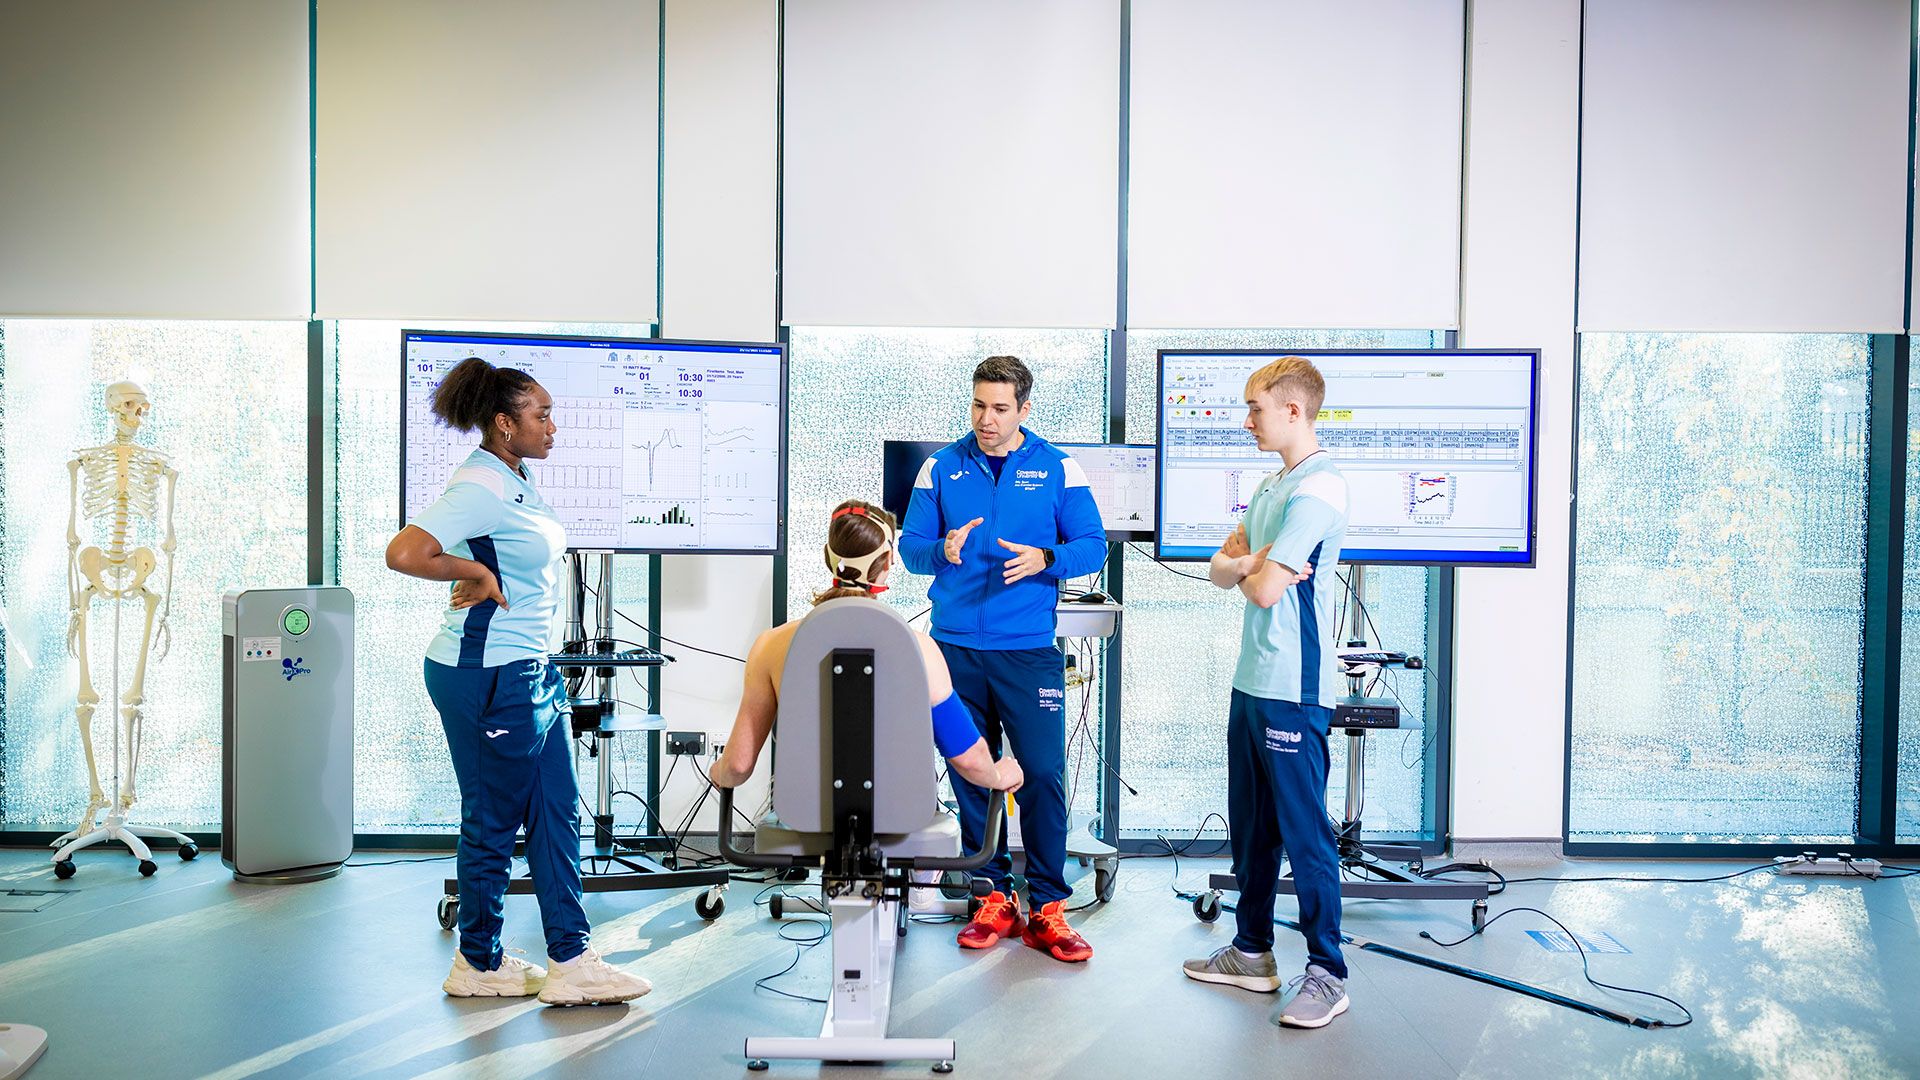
[622, 414, 701, 501]
[1403, 473, 1455, 521]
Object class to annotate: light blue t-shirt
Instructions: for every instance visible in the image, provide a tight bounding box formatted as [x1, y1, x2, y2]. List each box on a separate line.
[1231, 451, 1349, 707]
[411, 449, 567, 669]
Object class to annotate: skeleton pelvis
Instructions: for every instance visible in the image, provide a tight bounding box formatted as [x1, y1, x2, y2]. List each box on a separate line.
[78, 546, 157, 599]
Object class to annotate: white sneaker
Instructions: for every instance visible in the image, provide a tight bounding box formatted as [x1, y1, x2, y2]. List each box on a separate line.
[537, 947, 652, 1006]
[443, 951, 546, 997]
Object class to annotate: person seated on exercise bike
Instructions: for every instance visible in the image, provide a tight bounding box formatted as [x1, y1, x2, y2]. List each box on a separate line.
[709, 499, 1024, 798]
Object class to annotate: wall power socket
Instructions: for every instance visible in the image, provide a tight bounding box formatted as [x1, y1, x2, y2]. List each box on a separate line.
[665, 731, 706, 756]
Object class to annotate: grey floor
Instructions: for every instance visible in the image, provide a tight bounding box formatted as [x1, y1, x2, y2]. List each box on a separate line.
[1, 842, 1918, 1079]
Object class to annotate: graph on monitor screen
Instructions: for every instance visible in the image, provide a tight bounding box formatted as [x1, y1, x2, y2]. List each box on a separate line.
[402, 332, 786, 554]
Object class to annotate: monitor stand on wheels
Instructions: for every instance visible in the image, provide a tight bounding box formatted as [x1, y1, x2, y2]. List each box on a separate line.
[1200, 563, 1488, 929]
[438, 552, 729, 930]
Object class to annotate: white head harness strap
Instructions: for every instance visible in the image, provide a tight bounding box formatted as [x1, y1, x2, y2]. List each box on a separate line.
[826, 506, 896, 593]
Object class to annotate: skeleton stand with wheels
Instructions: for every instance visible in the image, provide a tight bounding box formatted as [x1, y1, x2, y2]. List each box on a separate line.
[51, 381, 197, 878]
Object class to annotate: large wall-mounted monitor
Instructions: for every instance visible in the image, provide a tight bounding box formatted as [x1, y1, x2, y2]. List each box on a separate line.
[402, 330, 787, 555]
[1155, 349, 1539, 567]
[1052, 443, 1157, 540]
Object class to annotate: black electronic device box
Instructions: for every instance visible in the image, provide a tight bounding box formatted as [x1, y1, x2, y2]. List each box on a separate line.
[1332, 695, 1401, 729]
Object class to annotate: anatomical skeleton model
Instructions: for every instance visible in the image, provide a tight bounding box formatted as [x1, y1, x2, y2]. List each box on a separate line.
[51, 381, 196, 875]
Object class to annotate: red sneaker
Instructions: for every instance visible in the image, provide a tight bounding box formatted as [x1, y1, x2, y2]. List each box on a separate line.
[1022, 900, 1092, 962]
[957, 890, 1025, 949]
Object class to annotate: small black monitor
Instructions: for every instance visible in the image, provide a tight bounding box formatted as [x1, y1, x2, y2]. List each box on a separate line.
[881, 439, 948, 523]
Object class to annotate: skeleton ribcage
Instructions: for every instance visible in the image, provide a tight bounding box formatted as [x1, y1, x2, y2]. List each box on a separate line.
[78, 449, 166, 559]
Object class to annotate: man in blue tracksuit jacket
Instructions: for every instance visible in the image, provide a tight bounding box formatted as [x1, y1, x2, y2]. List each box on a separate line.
[900, 355, 1108, 963]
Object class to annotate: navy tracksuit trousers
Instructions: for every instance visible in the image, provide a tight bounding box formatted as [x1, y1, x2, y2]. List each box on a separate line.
[1227, 689, 1347, 978]
[940, 642, 1070, 907]
[424, 658, 589, 969]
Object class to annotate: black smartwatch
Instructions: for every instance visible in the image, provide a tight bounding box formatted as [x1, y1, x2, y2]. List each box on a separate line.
[1042, 548, 1057, 569]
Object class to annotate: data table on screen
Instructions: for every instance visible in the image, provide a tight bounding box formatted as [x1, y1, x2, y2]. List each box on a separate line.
[1156, 350, 1537, 566]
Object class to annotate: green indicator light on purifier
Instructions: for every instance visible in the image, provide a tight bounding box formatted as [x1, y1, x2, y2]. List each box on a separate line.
[284, 609, 310, 636]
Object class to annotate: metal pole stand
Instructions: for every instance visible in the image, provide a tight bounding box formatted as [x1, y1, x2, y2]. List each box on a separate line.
[436, 551, 728, 931]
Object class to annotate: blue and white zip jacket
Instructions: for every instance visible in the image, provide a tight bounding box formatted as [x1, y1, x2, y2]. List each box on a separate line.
[899, 430, 1108, 651]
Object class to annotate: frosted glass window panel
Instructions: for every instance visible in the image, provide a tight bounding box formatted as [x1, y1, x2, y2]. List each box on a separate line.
[0, 1, 310, 318]
[784, 328, 1110, 623]
[1900, 371, 1920, 842]
[315, 0, 661, 322]
[333, 320, 652, 830]
[1120, 329, 1440, 837]
[1570, 333, 1868, 842]
[1578, 0, 1910, 333]
[0, 320, 307, 826]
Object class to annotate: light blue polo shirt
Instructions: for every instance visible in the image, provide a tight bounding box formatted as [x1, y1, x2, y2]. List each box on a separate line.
[1232, 451, 1349, 707]
[411, 449, 567, 669]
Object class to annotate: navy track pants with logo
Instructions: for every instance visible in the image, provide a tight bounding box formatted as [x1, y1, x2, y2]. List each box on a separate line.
[1227, 689, 1347, 978]
[424, 657, 589, 969]
[939, 642, 1070, 907]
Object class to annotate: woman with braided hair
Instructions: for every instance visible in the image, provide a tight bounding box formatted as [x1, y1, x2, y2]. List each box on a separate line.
[709, 498, 1024, 795]
[386, 356, 652, 1007]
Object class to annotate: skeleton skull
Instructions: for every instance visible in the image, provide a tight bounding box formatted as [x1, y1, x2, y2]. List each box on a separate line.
[104, 381, 149, 436]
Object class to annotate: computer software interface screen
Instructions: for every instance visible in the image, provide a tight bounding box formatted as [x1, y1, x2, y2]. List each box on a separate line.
[402, 330, 786, 554]
[1053, 443, 1157, 537]
[1155, 349, 1538, 566]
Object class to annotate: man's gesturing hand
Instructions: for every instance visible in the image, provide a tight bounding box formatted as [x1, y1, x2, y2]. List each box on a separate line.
[945, 517, 984, 565]
[998, 538, 1049, 584]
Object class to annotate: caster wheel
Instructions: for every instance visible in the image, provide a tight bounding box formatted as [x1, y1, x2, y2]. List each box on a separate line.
[1095, 865, 1116, 904]
[747, 1061, 770, 1072]
[138, 859, 157, 877]
[695, 886, 725, 920]
[437, 895, 459, 931]
[933, 1063, 954, 1074]
[53, 859, 76, 880]
[769, 894, 785, 920]
[179, 842, 199, 861]
[1193, 892, 1222, 923]
[1472, 899, 1488, 933]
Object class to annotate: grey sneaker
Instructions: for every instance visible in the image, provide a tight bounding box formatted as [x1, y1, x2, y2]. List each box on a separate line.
[1182, 945, 1281, 992]
[1276, 964, 1349, 1028]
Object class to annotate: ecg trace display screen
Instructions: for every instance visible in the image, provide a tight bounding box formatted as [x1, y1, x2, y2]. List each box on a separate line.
[401, 330, 786, 554]
[1155, 350, 1538, 566]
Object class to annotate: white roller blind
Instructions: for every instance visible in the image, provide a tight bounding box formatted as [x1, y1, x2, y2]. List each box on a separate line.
[663, 0, 777, 341]
[782, 1, 1119, 329]
[316, 0, 659, 322]
[0, 1, 310, 319]
[1128, 1, 1465, 330]
[1578, 0, 1910, 334]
